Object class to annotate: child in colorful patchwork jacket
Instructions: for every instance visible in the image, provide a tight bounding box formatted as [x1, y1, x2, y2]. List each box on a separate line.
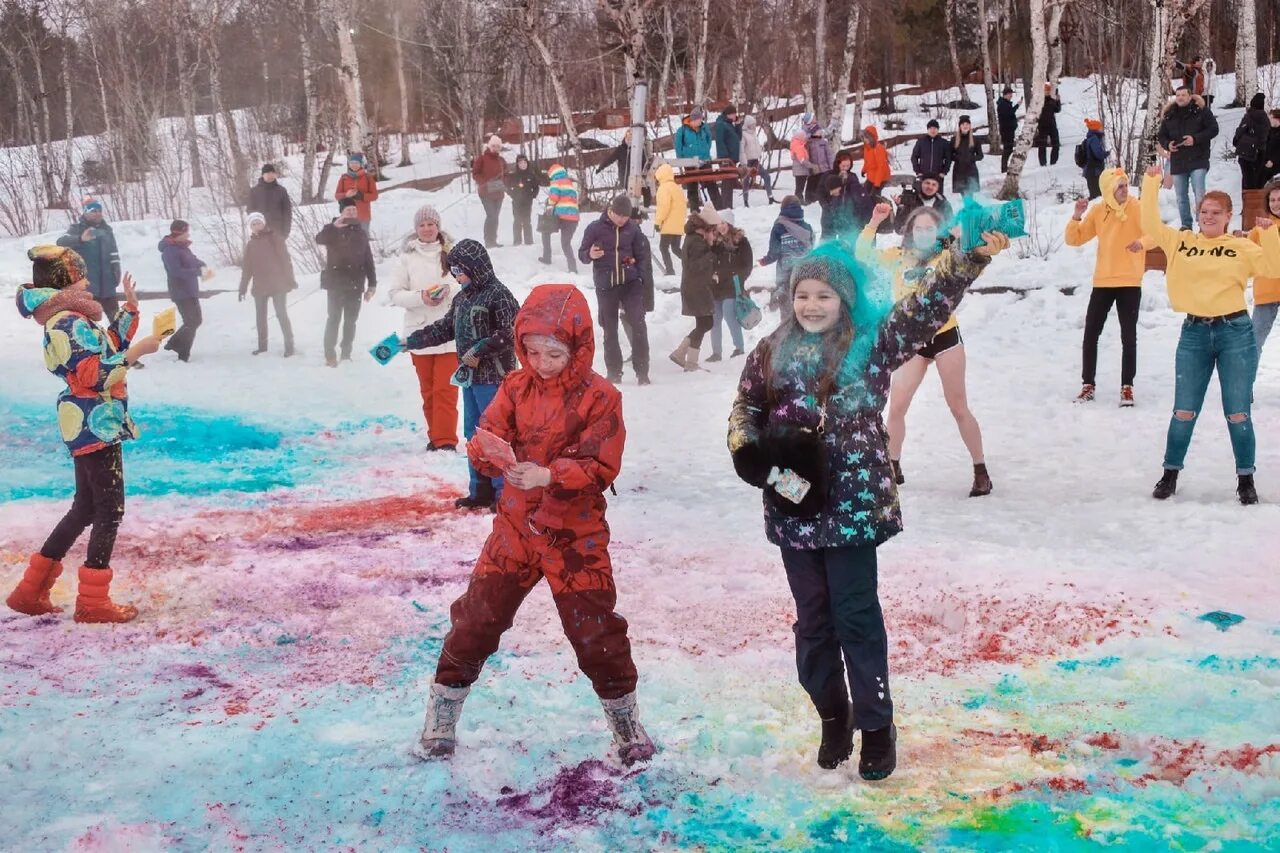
[8, 246, 162, 623]
[414, 283, 655, 769]
[727, 230, 1008, 781]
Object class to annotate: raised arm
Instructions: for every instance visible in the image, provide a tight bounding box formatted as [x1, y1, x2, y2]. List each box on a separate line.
[1139, 169, 1180, 256]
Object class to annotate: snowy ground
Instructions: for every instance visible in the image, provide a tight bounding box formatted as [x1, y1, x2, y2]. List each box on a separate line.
[3, 78, 1280, 850]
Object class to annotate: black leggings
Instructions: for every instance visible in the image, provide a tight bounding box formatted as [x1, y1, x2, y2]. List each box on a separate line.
[1082, 286, 1141, 386]
[42, 444, 125, 569]
[659, 234, 683, 274]
[687, 315, 714, 348]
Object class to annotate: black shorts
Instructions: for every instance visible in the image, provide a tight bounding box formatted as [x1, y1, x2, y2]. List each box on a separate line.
[917, 327, 962, 360]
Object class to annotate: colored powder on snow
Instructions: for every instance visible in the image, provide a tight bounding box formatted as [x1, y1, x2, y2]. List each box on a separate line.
[1198, 610, 1245, 631]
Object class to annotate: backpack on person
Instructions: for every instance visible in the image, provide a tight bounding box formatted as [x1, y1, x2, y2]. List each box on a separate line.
[1074, 141, 1088, 168]
[1234, 122, 1262, 163]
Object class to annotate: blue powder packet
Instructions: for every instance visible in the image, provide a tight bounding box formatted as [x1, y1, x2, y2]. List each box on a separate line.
[369, 333, 406, 365]
[955, 195, 1027, 252]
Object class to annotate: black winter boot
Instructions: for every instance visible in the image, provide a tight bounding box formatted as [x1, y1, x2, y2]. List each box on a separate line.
[455, 480, 497, 511]
[816, 702, 855, 770]
[1153, 469, 1178, 500]
[969, 463, 993, 497]
[859, 724, 897, 781]
[891, 459, 904, 486]
[1238, 474, 1259, 505]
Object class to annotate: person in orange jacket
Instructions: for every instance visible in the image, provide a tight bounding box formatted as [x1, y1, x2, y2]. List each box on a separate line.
[1065, 168, 1151, 406]
[413, 283, 655, 770]
[334, 153, 379, 232]
[860, 126, 892, 196]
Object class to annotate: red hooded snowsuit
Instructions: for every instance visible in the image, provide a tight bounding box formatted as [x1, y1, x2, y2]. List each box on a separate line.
[435, 284, 638, 700]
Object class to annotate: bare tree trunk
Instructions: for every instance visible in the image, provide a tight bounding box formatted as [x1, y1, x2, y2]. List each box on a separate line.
[59, 23, 75, 208]
[658, 5, 675, 117]
[1140, 0, 1211, 164]
[25, 33, 58, 205]
[331, 0, 370, 152]
[731, 3, 755, 106]
[977, 0, 1001, 153]
[205, 35, 248, 198]
[523, 1, 584, 177]
[176, 34, 205, 189]
[814, 0, 830, 126]
[830, 4, 860, 142]
[1046, 3, 1068, 84]
[298, 14, 321, 202]
[1235, 0, 1258, 107]
[693, 0, 711, 106]
[997, 0, 1050, 198]
[852, 10, 867, 131]
[945, 0, 968, 104]
[87, 33, 122, 191]
[393, 3, 413, 166]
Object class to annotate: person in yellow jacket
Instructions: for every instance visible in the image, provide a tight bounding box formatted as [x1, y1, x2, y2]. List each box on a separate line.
[1248, 179, 1280, 351]
[1141, 164, 1280, 504]
[858, 202, 992, 498]
[1065, 168, 1152, 406]
[653, 162, 688, 276]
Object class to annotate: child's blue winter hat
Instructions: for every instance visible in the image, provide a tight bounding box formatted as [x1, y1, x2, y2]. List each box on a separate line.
[82, 198, 103, 214]
[348, 152, 365, 165]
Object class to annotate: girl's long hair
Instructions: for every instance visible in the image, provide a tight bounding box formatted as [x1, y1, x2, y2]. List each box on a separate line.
[759, 241, 895, 410]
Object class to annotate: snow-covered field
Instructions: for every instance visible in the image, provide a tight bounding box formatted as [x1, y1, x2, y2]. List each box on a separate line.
[2, 76, 1280, 850]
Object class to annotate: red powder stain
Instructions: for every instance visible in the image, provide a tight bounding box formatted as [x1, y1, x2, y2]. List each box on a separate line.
[224, 699, 250, 716]
[1086, 732, 1121, 750]
[1106, 736, 1280, 785]
[987, 775, 1090, 800]
[962, 728, 1064, 755]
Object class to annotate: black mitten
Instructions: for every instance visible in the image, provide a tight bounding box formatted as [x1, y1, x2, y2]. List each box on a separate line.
[764, 424, 828, 518]
[732, 441, 772, 489]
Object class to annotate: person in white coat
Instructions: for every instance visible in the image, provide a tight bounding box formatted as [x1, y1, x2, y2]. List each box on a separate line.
[387, 205, 460, 450]
[739, 115, 777, 206]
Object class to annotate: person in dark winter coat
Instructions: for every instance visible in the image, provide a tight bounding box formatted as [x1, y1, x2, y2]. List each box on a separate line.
[671, 209, 723, 371]
[316, 199, 377, 366]
[405, 239, 520, 509]
[1082, 119, 1110, 199]
[577, 195, 652, 385]
[238, 212, 296, 357]
[951, 116, 984, 196]
[998, 87, 1019, 172]
[910, 120, 954, 177]
[1234, 93, 1271, 191]
[56, 198, 122, 315]
[708, 210, 753, 361]
[158, 219, 208, 362]
[1035, 83, 1062, 166]
[1157, 88, 1219, 228]
[595, 138, 633, 189]
[714, 105, 743, 209]
[472, 135, 508, 247]
[9, 247, 162, 624]
[247, 164, 294, 237]
[758, 195, 815, 309]
[1265, 110, 1280, 185]
[893, 175, 954, 233]
[414, 283, 655, 769]
[728, 231, 1008, 780]
[506, 154, 545, 246]
[818, 151, 872, 241]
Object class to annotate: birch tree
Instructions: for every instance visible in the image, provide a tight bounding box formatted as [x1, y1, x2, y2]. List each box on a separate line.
[830, 3, 861, 142]
[997, 0, 1051, 198]
[1233, 0, 1258, 107]
[977, 0, 1001, 153]
[392, 1, 412, 166]
[327, 0, 370, 154]
[692, 0, 711, 106]
[1139, 0, 1211, 165]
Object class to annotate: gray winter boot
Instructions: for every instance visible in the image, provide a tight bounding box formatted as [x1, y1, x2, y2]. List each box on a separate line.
[413, 682, 470, 760]
[683, 347, 702, 372]
[668, 337, 692, 368]
[601, 691, 656, 768]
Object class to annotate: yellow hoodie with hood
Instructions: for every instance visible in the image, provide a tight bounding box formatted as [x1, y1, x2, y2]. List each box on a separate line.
[1141, 174, 1280, 316]
[1064, 168, 1151, 287]
[654, 163, 688, 236]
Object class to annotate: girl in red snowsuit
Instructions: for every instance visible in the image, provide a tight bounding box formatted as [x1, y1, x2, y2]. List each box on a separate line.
[414, 283, 655, 768]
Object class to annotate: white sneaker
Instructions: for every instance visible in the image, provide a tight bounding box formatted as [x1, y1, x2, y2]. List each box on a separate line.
[601, 692, 656, 769]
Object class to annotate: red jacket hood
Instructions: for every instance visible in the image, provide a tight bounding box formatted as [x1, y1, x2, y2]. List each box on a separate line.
[863, 125, 880, 144]
[514, 284, 595, 386]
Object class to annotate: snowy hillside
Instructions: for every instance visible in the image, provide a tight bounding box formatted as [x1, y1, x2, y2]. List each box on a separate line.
[2, 73, 1279, 850]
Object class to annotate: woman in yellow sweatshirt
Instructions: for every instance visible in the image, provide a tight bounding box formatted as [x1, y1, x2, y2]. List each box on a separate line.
[1141, 164, 1280, 504]
[858, 202, 992, 498]
[1064, 168, 1150, 406]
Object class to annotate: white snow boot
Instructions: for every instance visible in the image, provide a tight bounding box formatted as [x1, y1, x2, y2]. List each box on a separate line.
[601, 691, 656, 768]
[413, 682, 470, 760]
